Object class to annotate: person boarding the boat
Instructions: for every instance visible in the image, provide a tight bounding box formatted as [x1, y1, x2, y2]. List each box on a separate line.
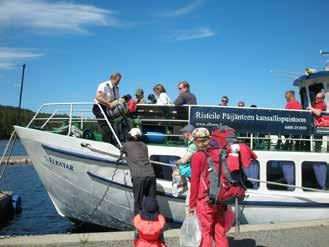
[189, 127, 229, 247]
[153, 84, 172, 105]
[120, 128, 156, 215]
[93, 72, 122, 143]
[174, 81, 197, 105]
[136, 89, 147, 104]
[133, 197, 167, 247]
[175, 124, 197, 215]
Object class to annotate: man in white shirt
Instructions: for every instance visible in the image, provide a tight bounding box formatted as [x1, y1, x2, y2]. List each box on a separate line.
[93, 72, 122, 143]
[95, 73, 121, 106]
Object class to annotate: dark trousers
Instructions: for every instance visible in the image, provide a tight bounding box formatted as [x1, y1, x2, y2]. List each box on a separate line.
[92, 104, 113, 143]
[132, 177, 156, 215]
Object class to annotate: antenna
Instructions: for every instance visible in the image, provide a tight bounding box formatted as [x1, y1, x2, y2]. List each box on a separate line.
[320, 49, 329, 71]
[269, 70, 302, 79]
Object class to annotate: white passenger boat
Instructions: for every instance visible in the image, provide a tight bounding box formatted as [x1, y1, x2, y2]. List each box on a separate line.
[5, 69, 329, 230]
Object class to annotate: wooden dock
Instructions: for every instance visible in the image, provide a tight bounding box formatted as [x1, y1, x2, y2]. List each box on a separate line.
[2, 156, 31, 164]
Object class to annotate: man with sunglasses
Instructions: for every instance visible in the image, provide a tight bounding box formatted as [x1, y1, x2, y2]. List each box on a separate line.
[307, 92, 327, 151]
[219, 96, 229, 106]
[307, 92, 327, 117]
[174, 81, 197, 106]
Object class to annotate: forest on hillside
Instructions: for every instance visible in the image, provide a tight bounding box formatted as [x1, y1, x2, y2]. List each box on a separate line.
[0, 105, 35, 139]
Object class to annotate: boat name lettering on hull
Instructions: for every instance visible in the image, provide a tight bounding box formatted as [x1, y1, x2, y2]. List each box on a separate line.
[45, 155, 74, 171]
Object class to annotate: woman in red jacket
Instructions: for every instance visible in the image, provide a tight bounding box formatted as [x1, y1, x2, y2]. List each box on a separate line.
[189, 127, 230, 247]
[134, 197, 167, 247]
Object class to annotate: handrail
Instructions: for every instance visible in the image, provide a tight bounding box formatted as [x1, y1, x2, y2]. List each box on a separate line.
[81, 142, 176, 167]
[248, 178, 329, 193]
[23, 102, 327, 154]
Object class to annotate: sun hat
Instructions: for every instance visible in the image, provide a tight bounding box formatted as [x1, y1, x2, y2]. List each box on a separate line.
[128, 128, 142, 137]
[192, 127, 210, 139]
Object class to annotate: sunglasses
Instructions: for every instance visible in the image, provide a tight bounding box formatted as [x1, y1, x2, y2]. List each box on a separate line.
[222, 99, 228, 102]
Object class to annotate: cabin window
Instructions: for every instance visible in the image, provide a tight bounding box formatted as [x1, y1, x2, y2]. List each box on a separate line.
[243, 160, 260, 189]
[266, 161, 295, 191]
[150, 155, 179, 181]
[302, 161, 328, 191]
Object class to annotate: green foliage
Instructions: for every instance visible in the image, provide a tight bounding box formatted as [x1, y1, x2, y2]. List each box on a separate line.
[0, 105, 35, 139]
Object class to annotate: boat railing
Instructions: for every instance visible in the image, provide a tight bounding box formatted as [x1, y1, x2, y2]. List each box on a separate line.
[23, 102, 328, 152]
[26, 102, 123, 147]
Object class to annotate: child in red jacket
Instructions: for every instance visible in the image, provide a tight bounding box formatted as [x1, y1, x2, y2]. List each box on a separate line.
[134, 197, 167, 247]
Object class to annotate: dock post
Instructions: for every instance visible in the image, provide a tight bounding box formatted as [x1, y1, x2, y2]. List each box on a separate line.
[235, 197, 240, 233]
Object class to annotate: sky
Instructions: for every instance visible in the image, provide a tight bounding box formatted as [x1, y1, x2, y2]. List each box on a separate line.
[1, 0, 329, 111]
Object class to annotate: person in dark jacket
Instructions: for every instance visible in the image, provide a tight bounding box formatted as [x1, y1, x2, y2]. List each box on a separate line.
[174, 81, 197, 105]
[120, 128, 156, 215]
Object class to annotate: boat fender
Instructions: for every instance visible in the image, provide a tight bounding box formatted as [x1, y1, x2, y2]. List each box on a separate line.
[11, 193, 22, 214]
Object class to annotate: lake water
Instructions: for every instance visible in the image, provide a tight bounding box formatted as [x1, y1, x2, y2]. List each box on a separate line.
[0, 139, 26, 156]
[0, 140, 110, 236]
[0, 165, 74, 236]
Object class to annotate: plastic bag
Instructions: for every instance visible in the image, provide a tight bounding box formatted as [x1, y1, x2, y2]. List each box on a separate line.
[180, 214, 202, 247]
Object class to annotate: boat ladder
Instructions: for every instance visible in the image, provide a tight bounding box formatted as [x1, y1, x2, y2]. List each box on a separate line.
[0, 131, 17, 181]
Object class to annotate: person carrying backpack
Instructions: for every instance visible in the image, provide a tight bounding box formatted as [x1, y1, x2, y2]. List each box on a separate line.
[189, 126, 256, 247]
[188, 127, 230, 247]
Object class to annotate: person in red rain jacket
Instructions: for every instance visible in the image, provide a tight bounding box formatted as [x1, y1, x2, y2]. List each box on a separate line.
[189, 127, 232, 247]
[307, 92, 327, 120]
[134, 197, 167, 247]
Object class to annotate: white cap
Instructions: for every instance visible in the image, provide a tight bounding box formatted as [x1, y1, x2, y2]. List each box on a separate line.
[129, 128, 142, 137]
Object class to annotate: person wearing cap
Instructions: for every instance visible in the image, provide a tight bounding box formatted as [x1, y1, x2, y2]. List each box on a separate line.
[120, 128, 156, 215]
[174, 81, 197, 106]
[135, 89, 147, 104]
[175, 124, 197, 214]
[133, 197, 167, 247]
[189, 127, 229, 247]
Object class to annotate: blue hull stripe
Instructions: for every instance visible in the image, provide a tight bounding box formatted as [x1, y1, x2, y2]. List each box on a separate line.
[42, 144, 120, 165]
[242, 200, 329, 208]
[87, 171, 329, 208]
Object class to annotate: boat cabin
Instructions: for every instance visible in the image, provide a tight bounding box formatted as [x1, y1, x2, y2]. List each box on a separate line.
[294, 70, 329, 109]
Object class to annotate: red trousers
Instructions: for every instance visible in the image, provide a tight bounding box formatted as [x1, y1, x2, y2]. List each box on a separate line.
[196, 197, 229, 247]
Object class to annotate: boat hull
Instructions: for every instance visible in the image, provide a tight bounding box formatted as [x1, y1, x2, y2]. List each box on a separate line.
[14, 126, 329, 229]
